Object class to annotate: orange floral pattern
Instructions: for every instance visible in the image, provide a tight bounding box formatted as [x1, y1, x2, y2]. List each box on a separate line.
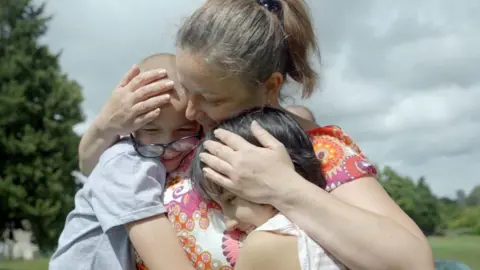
[136, 126, 376, 269]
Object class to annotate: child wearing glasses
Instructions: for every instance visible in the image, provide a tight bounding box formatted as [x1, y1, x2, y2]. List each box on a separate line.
[50, 53, 199, 270]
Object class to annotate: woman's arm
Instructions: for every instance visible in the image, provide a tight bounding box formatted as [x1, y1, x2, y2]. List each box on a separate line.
[200, 122, 435, 270]
[275, 173, 434, 270]
[234, 231, 300, 270]
[78, 119, 119, 175]
[79, 66, 173, 175]
[126, 214, 195, 270]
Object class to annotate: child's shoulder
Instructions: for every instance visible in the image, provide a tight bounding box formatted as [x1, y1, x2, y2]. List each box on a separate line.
[236, 231, 300, 270]
[98, 138, 136, 165]
[97, 139, 163, 170]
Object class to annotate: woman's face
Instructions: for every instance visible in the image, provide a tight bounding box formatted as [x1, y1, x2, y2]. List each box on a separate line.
[176, 49, 266, 130]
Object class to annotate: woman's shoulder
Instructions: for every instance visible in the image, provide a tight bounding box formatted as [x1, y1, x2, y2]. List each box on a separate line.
[307, 125, 377, 191]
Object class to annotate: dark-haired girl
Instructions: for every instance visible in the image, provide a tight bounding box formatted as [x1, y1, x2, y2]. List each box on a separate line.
[191, 107, 345, 270]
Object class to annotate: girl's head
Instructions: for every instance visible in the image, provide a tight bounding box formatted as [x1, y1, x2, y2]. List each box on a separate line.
[190, 107, 325, 231]
[176, 0, 320, 129]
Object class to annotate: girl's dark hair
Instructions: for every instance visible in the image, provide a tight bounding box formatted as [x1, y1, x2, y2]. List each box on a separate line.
[190, 106, 325, 199]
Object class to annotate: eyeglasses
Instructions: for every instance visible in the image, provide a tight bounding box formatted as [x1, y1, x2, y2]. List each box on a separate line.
[130, 133, 201, 158]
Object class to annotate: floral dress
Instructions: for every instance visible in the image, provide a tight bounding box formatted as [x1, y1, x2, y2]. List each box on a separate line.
[136, 126, 377, 270]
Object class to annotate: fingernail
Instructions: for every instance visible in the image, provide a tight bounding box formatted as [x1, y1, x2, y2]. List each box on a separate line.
[164, 94, 170, 100]
[203, 141, 210, 149]
[165, 80, 174, 87]
[199, 153, 206, 161]
[158, 69, 166, 75]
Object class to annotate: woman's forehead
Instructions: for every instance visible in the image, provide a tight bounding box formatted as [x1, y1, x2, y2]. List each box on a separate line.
[177, 50, 243, 95]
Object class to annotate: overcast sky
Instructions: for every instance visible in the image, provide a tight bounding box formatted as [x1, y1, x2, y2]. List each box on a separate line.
[38, 0, 479, 197]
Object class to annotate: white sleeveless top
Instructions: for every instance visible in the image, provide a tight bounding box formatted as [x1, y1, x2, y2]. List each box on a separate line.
[253, 214, 347, 270]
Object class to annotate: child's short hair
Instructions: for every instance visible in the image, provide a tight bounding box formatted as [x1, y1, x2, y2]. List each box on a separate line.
[190, 106, 325, 199]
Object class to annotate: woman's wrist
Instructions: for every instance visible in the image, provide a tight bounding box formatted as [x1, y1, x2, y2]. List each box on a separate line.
[91, 114, 117, 140]
[269, 170, 309, 212]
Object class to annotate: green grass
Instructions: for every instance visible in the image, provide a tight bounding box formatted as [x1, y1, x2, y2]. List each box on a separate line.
[0, 258, 48, 270]
[429, 235, 480, 269]
[0, 236, 478, 270]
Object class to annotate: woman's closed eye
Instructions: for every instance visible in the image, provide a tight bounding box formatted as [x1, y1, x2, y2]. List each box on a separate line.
[203, 96, 225, 106]
[225, 195, 237, 204]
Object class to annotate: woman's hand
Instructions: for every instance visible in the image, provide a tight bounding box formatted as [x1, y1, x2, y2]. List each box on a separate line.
[200, 121, 297, 205]
[78, 65, 174, 175]
[94, 64, 174, 137]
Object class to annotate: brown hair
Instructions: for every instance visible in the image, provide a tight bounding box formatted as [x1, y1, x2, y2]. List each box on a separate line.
[176, 0, 320, 98]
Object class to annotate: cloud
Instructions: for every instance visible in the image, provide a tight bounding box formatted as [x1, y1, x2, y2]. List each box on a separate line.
[40, 0, 479, 197]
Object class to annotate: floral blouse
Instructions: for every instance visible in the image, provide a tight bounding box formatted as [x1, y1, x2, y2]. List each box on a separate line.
[136, 125, 377, 270]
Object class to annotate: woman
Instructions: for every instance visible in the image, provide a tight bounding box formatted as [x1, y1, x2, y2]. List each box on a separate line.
[79, 0, 434, 269]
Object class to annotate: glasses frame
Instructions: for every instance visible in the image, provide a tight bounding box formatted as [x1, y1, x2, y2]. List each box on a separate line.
[130, 133, 201, 158]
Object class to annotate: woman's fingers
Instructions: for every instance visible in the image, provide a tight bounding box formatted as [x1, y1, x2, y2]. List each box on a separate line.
[133, 108, 161, 128]
[131, 94, 171, 116]
[251, 120, 283, 150]
[203, 140, 236, 164]
[133, 79, 174, 103]
[118, 64, 141, 87]
[203, 167, 235, 190]
[127, 69, 167, 92]
[199, 152, 234, 177]
[213, 128, 252, 151]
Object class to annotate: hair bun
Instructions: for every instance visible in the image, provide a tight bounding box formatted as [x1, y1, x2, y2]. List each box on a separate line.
[257, 0, 282, 13]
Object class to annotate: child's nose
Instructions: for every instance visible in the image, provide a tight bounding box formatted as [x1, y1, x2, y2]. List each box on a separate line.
[224, 216, 238, 231]
[163, 148, 181, 159]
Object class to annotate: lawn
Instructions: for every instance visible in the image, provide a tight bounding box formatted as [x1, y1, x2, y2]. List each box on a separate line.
[0, 236, 478, 270]
[0, 258, 49, 270]
[429, 235, 480, 269]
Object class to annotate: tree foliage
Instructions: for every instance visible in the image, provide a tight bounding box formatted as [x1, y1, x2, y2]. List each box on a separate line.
[379, 167, 441, 235]
[0, 0, 84, 250]
[379, 167, 480, 236]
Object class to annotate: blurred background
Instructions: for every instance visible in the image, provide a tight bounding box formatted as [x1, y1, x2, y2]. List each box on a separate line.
[0, 0, 479, 269]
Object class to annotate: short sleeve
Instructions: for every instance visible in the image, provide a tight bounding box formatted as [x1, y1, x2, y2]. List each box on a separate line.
[308, 125, 377, 192]
[88, 141, 167, 232]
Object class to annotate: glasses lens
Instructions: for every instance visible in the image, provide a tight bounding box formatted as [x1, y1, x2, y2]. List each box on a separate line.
[170, 137, 200, 152]
[137, 145, 165, 158]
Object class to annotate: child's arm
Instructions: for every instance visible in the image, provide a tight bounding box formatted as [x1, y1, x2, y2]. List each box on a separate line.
[89, 141, 193, 269]
[126, 215, 195, 270]
[234, 231, 301, 270]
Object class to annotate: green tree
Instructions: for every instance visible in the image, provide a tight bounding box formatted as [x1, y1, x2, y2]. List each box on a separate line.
[448, 207, 480, 235]
[0, 0, 84, 250]
[466, 185, 480, 206]
[414, 177, 441, 235]
[379, 167, 441, 235]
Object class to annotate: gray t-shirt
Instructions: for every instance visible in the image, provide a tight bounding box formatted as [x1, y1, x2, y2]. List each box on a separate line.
[49, 140, 166, 270]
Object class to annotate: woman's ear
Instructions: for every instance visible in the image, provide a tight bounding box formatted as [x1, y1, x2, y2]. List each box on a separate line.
[263, 72, 284, 104]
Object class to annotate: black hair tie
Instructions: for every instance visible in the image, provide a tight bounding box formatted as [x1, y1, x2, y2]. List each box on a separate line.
[257, 0, 282, 13]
